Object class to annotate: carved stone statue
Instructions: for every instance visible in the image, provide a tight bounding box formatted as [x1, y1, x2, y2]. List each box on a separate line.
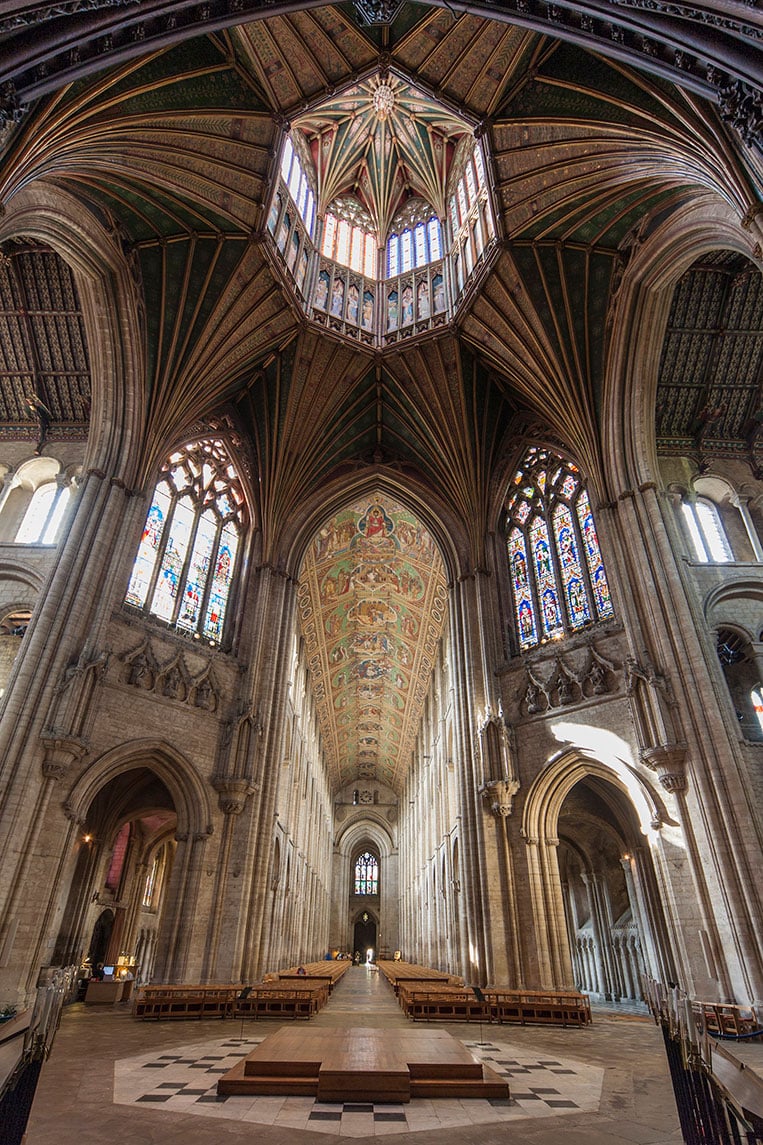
[163, 665, 182, 699]
[128, 652, 150, 688]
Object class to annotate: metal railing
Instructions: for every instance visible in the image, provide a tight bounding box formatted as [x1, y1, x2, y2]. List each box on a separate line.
[643, 977, 763, 1144]
[0, 966, 76, 1145]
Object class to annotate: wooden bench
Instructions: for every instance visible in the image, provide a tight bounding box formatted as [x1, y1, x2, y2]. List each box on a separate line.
[400, 988, 487, 1022]
[277, 960, 351, 992]
[134, 985, 238, 1020]
[484, 988, 592, 1027]
[377, 961, 453, 996]
[236, 988, 320, 1020]
[693, 1001, 761, 1038]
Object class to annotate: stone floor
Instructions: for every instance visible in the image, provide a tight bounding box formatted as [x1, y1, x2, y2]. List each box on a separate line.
[25, 966, 685, 1145]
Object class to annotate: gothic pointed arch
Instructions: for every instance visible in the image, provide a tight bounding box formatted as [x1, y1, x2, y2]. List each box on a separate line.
[64, 739, 214, 840]
[602, 203, 761, 492]
[0, 183, 145, 482]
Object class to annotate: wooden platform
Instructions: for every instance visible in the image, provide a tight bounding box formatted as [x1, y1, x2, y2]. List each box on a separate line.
[217, 1026, 510, 1103]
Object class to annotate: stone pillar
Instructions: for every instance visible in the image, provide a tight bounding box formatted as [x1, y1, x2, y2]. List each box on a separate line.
[605, 481, 763, 1002]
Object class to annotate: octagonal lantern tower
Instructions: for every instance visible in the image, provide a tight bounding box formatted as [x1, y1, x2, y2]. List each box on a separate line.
[264, 66, 499, 349]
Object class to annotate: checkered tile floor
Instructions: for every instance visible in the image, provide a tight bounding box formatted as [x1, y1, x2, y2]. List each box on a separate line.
[113, 1034, 604, 1133]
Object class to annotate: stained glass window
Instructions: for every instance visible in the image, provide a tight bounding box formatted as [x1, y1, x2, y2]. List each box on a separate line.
[506, 447, 613, 651]
[354, 851, 379, 895]
[126, 439, 246, 643]
[509, 527, 537, 648]
[577, 489, 615, 618]
[554, 503, 591, 628]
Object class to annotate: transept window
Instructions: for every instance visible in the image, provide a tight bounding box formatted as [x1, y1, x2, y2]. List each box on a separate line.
[125, 439, 246, 643]
[506, 447, 614, 651]
[682, 497, 733, 562]
[354, 851, 379, 895]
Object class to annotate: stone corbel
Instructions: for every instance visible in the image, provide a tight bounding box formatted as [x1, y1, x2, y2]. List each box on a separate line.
[40, 728, 89, 780]
[479, 777, 521, 817]
[641, 744, 688, 794]
[212, 776, 257, 815]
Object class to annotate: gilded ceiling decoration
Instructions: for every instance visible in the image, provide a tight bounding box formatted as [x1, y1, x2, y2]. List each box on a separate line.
[298, 493, 447, 793]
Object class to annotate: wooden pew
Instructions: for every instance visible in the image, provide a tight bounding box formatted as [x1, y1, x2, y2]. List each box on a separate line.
[377, 960, 453, 996]
[399, 986, 487, 1022]
[133, 985, 238, 1020]
[484, 988, 592, 1027]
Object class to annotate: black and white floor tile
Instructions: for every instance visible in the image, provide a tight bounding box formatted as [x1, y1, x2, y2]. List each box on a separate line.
[114, 1034, 604, 1134]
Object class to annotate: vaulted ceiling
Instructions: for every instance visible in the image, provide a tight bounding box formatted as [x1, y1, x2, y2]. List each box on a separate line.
[0, 1, 761, 789]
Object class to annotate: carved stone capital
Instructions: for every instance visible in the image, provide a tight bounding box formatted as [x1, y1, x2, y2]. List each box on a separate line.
[479, 777, 520, 817]
[212, 776, 256, 815]
[40, 729, 88, 779]
[641, 743, 688, 794]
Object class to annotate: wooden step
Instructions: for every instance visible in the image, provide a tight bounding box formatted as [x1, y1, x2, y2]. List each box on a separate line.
[216, 1025, 510, 1104]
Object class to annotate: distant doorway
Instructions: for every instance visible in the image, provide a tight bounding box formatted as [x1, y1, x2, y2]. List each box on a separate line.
[353, 912, 377, 961]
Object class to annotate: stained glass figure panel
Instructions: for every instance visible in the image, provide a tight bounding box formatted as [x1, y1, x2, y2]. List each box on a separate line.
[509, 527, 537, 648]
[126, 486, 171, 608]
[554, 503, 591, 628]
[354, 851, 379, 895]
[531, 516, 563, 637]
[204, 523, 239, 642]
[151, 496, 194, 622]
[560, 472, 577, 499]
[577, 490, 614, 619]
[177, 509, 216, 632]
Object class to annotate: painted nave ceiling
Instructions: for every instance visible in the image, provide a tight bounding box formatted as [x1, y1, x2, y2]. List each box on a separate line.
[0, 2, 761, 793]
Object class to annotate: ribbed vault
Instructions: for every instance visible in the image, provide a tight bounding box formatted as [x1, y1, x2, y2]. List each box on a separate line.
[0, 3, 761, 795]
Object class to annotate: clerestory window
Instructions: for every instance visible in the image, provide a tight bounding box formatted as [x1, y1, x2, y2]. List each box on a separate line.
[125, 439, 246, 644]
[682, 497, 733, 563]
[506, 447, 614, 651]
[15, 480, 71, 543]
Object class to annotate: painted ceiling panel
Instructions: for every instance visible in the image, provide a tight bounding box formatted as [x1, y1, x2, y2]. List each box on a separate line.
[298, 493, 447, 793]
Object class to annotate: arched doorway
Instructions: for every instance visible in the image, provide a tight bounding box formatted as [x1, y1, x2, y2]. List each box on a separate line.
[522, 753, 676, 993]
[557, 779, 649, 1001]
[53, 766, 177, 984]
[353, 910, 378, 961]
[87, 908, 114, 970]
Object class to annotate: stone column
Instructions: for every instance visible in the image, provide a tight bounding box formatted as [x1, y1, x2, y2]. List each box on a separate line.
[605, 481, 763, 1002]
[201, 779, 256, 981]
